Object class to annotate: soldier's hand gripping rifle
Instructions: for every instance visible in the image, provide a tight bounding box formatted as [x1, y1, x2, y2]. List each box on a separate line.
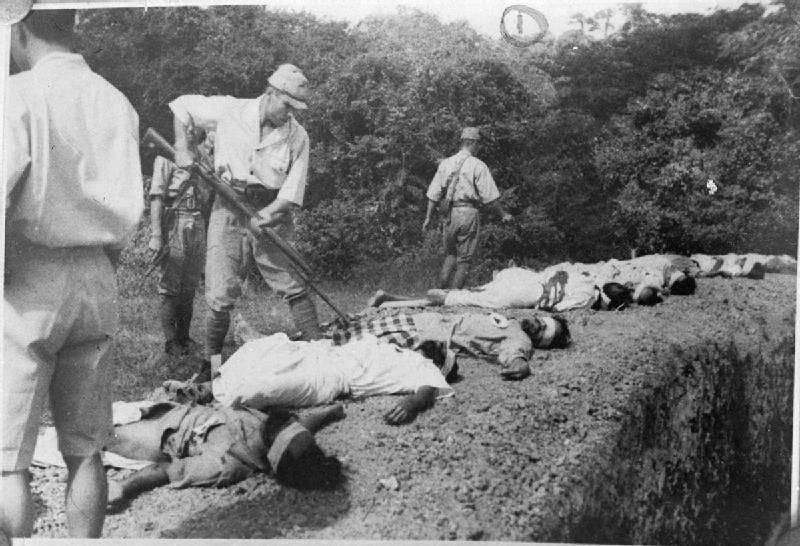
[141, 127, 348, 322]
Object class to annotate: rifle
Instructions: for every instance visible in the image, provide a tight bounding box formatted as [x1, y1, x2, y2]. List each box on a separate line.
[135, 203, 173, 292]
[141, 128, 348, 321]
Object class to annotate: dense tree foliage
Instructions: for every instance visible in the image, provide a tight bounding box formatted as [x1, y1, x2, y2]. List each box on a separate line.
[75, 3, 799, 277]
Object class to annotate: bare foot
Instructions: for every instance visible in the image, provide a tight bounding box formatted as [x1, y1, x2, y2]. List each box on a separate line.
[106, 480, 126, 513]
[368, 289, 387, 308]
[425, 289, 446, 306]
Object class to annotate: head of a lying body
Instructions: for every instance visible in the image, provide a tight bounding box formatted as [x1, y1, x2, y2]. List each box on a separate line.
[743, 260, 766, 280]
[521, 316, 571, 349]
[633, 284, 663, 306]
[591, 282, 633, 311]
[416, 340, 459, 382]
[265, 410, 343, 491]
[667, 271, 697, 296]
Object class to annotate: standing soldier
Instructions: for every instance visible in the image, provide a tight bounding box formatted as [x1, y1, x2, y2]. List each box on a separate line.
[2, 10, 143, 538]
[422, 127, 512, 289]
[169, 64, 322, 376]
[148, 129, 214, 356]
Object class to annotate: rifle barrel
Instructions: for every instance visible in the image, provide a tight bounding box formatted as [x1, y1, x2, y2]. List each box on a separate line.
[141, 128, 346, 321]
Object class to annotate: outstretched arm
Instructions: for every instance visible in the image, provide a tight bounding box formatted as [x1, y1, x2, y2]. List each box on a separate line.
[384, 386, 437, 425]
[107, 463, 170, 511]
[298, 404, 346, 434]
[499, 356, 531, 381]
[487, 199, 512, 222]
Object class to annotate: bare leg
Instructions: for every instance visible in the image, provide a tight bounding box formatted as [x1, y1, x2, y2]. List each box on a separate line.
[63, 453, 106, 537]
[106, 417, 172, 463]
[107, 463, 170, 512]
[438, 255, 457, 289]
[368, 290, 425, 308]
[298, 404, 345, 434]
[0, 470, 35, 537]
[384, 386, 437, 425]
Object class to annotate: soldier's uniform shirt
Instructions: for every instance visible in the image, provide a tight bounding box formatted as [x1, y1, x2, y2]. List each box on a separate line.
[169, 95, 310, 309]
[426, 150, 501, 264]
[3, 52, 143, 471]
[150, 156, 207, 297]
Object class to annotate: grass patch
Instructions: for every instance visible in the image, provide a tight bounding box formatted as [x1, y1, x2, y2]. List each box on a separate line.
[107, 231, 457, 401]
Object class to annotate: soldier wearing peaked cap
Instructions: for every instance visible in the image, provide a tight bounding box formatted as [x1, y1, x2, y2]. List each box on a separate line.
[170, 64, 322, 376]
[423, 127, 512, 289]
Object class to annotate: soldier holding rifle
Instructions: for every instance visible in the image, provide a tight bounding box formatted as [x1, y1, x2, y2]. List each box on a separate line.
[148, 129, 214, 356]
[170, 64, 322, 375]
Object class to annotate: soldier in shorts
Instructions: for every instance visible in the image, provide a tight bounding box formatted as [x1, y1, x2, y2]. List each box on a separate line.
[148, 130, 214, 356]
[170, 64, 322, 376]
[2, 10, 143, 537]
[422, 127, 512, 289]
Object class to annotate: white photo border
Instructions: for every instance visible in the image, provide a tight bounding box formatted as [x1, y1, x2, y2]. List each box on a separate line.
[1, 0, 798, 539]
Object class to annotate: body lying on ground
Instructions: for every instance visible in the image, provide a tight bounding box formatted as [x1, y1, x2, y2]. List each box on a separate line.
[105, 402, 344, 510]
[369, 254, 698, 311]
[325, 311, 570, 381]
[691, 253, 797, 279]
[211, 333, 455, 425]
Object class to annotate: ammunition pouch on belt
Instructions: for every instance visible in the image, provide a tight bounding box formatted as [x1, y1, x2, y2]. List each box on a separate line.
[241, 184, 279, 210]
[162, 206, 177, 233]
[165, 193, 201, 212]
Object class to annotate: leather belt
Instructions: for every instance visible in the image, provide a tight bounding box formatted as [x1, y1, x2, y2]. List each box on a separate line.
[175, 196, 199, 211]
[452, 200, 477, 209]
[242, 185, 279, 209]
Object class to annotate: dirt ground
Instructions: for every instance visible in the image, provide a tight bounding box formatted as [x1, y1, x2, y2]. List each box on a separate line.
[27, 274, 796, 541]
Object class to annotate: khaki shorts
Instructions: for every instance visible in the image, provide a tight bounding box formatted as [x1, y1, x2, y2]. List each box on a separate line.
[205, 201, 304, 312]
[3, 245, 117, 471]
[443, 207, 480, 265]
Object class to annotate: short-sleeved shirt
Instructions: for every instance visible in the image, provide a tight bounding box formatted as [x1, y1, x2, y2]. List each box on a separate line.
[157, 403, 280, 489]
[212, 333, 452, 409]
[426, 150, 501, 206]
[4, 52, 143, 248]
[169, 95, 309, 206]
[149, 156, 195, 200]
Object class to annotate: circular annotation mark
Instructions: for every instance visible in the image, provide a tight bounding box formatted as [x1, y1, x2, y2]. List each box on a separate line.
[0, 0, 33, 25]
[500, 5, 549, 47]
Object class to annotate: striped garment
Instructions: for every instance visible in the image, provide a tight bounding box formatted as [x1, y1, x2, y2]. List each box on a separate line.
[326, 313, 418, 349]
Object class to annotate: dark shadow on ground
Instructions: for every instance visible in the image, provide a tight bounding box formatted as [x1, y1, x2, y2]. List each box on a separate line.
[159, 477, 351, 538]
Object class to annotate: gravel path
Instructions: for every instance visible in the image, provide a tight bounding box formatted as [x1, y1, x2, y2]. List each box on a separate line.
[27, 274, 796, 541]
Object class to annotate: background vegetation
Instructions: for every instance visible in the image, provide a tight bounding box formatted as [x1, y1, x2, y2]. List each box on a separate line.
[75, 1, 800, 280]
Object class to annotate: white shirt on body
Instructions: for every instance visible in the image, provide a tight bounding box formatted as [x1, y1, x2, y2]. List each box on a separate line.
[213, 333, 452, 410]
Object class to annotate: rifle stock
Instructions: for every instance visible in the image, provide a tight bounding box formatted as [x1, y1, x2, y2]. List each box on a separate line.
[142, 128, 346, 321]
